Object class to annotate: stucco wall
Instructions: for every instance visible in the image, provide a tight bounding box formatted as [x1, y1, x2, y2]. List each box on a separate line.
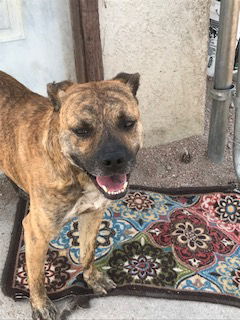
[99, 0, 211, 146]
[0, 0, 211, 147]
[0, 0, 75, 96]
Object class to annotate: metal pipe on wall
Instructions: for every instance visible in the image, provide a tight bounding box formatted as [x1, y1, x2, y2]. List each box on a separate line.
[234, 42, 240, 181]
[207, 0, 240, 163]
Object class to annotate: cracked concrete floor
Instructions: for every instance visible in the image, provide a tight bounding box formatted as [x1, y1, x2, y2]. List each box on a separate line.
[1, 79, 240, 319]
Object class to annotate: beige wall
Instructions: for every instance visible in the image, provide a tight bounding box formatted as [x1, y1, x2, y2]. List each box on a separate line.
[99, 0, 211, 147]
[0, 0, 76, 96]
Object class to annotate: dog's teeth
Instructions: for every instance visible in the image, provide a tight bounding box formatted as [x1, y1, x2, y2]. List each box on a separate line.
[108, 190, 121, 195]
[101, 185, 108, 193]
[101, 180, 128, 196]
[105, 186, 128, 196]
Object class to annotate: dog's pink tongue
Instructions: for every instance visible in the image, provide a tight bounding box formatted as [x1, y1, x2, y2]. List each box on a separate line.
[96, 174, 127, 192]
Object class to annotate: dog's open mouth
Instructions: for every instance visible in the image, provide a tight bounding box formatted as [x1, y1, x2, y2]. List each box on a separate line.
[90, 173, 129, 200]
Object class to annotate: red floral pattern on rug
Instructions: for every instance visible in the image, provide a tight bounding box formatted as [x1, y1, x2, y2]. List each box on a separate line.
[147, 208, 237, 270]
[198, 194, 240, 243]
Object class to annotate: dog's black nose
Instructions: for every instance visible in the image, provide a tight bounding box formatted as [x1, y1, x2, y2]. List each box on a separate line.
[101, 152, 126, 171]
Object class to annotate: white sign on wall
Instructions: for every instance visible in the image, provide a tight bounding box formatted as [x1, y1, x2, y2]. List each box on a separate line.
[207, 0, 220, 77]
[0, 0, 24, 42]
[207, 0, 240, 77]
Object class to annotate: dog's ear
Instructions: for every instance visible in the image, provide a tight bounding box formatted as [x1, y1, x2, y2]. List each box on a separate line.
[113, 72, 140, 96]
[47, 80, 74, 111]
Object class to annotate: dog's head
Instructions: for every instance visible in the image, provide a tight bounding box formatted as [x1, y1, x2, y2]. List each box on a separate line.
[47, 73, 143, 200]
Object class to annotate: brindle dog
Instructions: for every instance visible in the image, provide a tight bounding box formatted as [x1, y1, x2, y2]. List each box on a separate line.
[0, 71, 143, 320]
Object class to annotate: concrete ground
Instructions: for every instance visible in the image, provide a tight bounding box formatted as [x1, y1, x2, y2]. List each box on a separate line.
[1, 79, 240, 319]
[131, 79, 237, 188]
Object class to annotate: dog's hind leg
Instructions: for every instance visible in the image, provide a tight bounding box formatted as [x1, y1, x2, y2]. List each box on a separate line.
[22, 204, 58, 320]
[78, 209, 116, 295]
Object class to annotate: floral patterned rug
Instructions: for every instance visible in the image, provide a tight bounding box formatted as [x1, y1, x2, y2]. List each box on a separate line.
[2, 186, 240, 308]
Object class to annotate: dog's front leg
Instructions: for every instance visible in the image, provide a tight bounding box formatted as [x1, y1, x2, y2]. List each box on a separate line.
[23, 206, 58, 320]
[79, 209, 116, 295]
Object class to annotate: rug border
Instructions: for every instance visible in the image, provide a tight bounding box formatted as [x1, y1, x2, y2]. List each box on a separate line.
[8, 284, 240, 310]
[1, 197, 27, 299]
[2, 184, 240, 309]
[130, 183, 239, 195]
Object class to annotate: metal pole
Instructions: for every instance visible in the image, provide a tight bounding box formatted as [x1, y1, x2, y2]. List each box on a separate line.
[237, 51, 240, 97]
[208, 0, 240, 163]
[233, 40, 240, 181]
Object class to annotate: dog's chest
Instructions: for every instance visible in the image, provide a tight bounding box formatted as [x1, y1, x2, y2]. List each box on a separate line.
[62, 185, 110, 224]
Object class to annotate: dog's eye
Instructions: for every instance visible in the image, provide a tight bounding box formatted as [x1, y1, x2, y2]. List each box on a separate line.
[72, 127, 91, 137]
[118, 114, 137, 131]
[123, 120, 136, 130]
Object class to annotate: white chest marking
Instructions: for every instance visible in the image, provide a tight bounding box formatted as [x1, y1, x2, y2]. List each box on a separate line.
[63, 185, 110, 224]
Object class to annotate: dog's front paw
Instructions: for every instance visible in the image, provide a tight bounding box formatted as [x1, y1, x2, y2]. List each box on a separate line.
[31, 298, 58, 320]
[84, 269, 117, 295]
